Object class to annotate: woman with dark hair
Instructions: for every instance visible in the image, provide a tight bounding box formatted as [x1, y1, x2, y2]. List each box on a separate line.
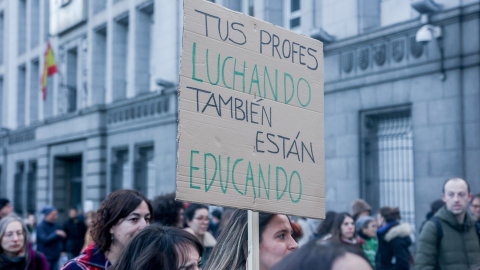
[271, 240, 372, 270]
[152, 193, 185, 228]
[62, 190, 152, 270]
[114, 223, 203, 270]
[0, 214, 49, 270]
[376, 207, 412, 270]
[184, 204, 216, 262]
[315, 211, 337, 240]
[203, 209, 298, 270]
[323, 212, 365, 253]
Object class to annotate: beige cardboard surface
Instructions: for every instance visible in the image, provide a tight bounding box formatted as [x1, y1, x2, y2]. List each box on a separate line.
[177, 0, 325, 219]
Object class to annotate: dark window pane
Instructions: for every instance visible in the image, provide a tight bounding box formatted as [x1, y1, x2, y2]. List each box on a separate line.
[27, 162, 37, 214]
[111, 149, 128, 192]
[291, 0, 300, 12]
[290, 17, 301, 28]
[134, 145, 154, 196]
[14, 163, 25, 216]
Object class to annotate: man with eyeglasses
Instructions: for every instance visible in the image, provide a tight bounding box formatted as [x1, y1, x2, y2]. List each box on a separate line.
[471, 193, 480, 234]
[415, 178, 480, 270]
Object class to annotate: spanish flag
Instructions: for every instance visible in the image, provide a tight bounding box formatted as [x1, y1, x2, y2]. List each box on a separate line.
[41, 42, 58, 100]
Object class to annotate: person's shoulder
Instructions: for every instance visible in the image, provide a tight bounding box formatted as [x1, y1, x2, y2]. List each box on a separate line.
[417, 218, 441, 246]
[33, 249, 47, 259]
[62, 253, 100, 270]
[61, 260, 89, 270]
[30, 249, 49, 267]
[204, 231, 217, 247]
[37, 220, 46, 227]
[358, 237, 367, 245]
[384, 223, 412, 242]
[420, 219, 438, 234]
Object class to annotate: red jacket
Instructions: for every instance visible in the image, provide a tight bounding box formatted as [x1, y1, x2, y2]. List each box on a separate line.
[61, 243, 111, 270]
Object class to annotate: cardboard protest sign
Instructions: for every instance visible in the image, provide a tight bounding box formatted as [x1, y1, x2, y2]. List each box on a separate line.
[177, 0, 325, 219]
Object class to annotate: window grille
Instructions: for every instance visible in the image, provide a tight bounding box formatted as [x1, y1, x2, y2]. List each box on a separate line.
[361, 108, 415, 227]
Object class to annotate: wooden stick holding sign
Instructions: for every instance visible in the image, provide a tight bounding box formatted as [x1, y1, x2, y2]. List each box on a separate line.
[248, 210, 259, 270]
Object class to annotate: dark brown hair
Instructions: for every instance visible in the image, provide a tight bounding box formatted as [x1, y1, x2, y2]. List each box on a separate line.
[380, 207, 401, 223]
[332, 212, 356, 241]
[91, 189, 152, 253]
[316, 211, 337, 238]
[114, 224, 203, 270]
[442, 177, 470, 194]
[152, 193, 184, 227]
[271, 240, 371, 270]
[185, 204, 209, 222]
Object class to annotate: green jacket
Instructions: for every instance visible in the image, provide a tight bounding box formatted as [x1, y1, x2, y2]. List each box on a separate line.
[414, 206, 480, 270]
[360, 236, 378, 269]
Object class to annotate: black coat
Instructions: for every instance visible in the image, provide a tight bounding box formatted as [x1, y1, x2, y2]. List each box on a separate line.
[63, 218, 87, 256]
[376, 221, 412, 270]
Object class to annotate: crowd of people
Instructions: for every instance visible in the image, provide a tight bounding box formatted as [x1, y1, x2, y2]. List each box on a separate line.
[0, 177, 479, 270]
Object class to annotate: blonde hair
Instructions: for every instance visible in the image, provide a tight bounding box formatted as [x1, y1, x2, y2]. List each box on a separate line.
[204, 210, 277, 270]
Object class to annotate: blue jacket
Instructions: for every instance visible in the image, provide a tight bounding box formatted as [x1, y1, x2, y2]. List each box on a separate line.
[37, 220, 64, 261]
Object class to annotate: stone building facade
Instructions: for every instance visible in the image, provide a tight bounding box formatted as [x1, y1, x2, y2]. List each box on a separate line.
[0, 0, 182, 221]
[0, 0, 478, 228]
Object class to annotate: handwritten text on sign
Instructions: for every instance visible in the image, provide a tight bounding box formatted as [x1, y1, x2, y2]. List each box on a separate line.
[177, 0, 325, 219]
